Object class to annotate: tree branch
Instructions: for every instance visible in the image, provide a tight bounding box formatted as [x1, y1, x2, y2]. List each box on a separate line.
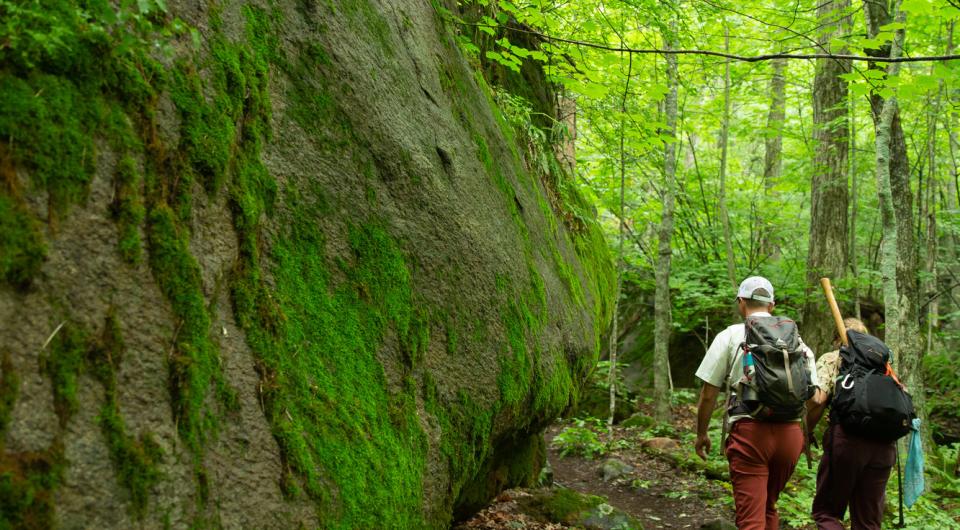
[453, 20, 960, 63]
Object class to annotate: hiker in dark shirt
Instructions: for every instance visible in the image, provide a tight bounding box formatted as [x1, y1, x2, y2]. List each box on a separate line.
[806, 318, 896, 530]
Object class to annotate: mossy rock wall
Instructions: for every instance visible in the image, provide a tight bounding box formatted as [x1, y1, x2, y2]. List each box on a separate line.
[0, 0, 613, 527]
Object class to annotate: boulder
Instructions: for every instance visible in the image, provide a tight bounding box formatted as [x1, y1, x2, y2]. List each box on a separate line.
[522, 488, 644, 530]
[642, 437, 681, 452]
[600, 458, 635, 482]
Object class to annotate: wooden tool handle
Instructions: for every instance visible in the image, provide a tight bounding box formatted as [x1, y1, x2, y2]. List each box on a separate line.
[820, 277, 848, 346]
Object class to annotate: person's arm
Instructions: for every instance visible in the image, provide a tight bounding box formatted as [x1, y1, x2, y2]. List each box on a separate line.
[695, 382, 721, 460]
[805, 350, 837, 446]
[806, 394, 827, 428]
[805, 392, 828, 447]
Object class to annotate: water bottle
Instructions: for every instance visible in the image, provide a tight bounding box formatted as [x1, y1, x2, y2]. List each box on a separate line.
[743, 349, 756, 381]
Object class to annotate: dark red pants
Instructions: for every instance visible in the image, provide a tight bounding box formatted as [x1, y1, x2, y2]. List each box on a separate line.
[725, 419, 804, 530]
[812, 423, 895, 530]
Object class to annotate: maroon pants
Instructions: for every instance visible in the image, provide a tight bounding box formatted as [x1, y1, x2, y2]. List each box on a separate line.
[812, 423, 895, 530]
[725, 419, 804, 530]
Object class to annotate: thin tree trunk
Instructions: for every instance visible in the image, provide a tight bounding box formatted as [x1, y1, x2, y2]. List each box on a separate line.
[718, 25, 737, 313]
[850, 91, 862, 320]
[608, 52, 633, 429]
[654, 20, 678, 423]
[804, 0, 851, 356]
[761, 58, 786, 260]
[925, 52, 942, 354]
[863, 0, 923, 416]
[939, 21, 959, 349]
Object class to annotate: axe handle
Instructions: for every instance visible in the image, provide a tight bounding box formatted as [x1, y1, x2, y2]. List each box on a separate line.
[820, 278, 847, 347]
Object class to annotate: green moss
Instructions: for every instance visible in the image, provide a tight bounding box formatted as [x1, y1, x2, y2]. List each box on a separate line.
[0, 444, 66, 529]
[98, 406, 163, 518]
[443, 313, 459, 355]
[147, 205, 234, 453]
[336, 0, 395, 56]
[539, 488, 605, 521]
[0, 194, 46, 287]
[0, 1, 167, 288]
[234, 220, 428, 527]
[498, 300, 533, 407]
[111, 156, 145, 263]
[0, 352, 20, 437]
[87, 313, 163, 518]
[0, 73, 99, 216]
[39, 322, 87, 427]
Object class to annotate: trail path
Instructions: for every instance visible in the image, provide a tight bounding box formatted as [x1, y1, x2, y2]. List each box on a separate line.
[456, 408, 735, 529]
[543, 424, 733, 528]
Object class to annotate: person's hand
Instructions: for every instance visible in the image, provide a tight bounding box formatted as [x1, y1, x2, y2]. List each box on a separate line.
[695, 433, 712, 461]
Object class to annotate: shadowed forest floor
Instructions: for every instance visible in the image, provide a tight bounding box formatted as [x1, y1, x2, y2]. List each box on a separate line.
[456, 403, 738, 529]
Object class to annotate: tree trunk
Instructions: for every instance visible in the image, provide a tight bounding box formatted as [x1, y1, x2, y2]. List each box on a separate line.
[850, 92, 862, 320]
[803, 0, 851, 356]
[940, 21, 960, 348]
[608, 53, 633, 429]
[924, 55, 941, 356]
[718, 26, 737, 314]
[761, 58, 786, 260]
[654, 21, 678, 423]
[863, 0, 923, 410]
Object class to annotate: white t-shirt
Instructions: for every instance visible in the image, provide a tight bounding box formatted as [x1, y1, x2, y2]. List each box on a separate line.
[695, 312, 819, 423]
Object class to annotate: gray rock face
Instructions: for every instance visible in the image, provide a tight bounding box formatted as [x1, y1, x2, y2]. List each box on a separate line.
[0, 0, 612, 527]
[600, 458, 635, 482]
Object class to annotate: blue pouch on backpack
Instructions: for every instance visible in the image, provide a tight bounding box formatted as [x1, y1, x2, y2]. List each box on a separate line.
[904, 418, 924, 508]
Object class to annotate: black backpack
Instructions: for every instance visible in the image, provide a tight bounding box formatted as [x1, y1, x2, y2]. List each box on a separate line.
[735, 315, 815, 421]
[830, 330, 916, 442]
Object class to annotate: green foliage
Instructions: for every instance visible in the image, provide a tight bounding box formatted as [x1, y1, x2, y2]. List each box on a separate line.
[551, 417, 608, 459]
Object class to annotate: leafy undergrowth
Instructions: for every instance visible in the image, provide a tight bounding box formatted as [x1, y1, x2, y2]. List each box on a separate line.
[461, 390, 960, 529]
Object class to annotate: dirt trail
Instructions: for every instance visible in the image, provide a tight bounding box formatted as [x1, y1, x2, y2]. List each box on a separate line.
[456, 419, 735, 529]
[544, 424, 732, 528]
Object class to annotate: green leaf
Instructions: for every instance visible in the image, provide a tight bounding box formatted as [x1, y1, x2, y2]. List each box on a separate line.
[137, 0, 152, 14]
[879, 22, 905, 31]
[863, 69, 886, 80]
[849, 82, 871, 97]
[530, 50, 548, 62]
[901, 0, 933, 15]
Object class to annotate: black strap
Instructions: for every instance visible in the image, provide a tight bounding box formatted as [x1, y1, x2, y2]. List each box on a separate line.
[896, 439, 905, 528]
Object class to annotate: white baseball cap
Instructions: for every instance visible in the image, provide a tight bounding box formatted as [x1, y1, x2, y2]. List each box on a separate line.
[737, 276, 774, 303]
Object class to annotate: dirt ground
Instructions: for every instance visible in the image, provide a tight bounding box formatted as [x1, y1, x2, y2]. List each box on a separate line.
[455, 411, 736, 529]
